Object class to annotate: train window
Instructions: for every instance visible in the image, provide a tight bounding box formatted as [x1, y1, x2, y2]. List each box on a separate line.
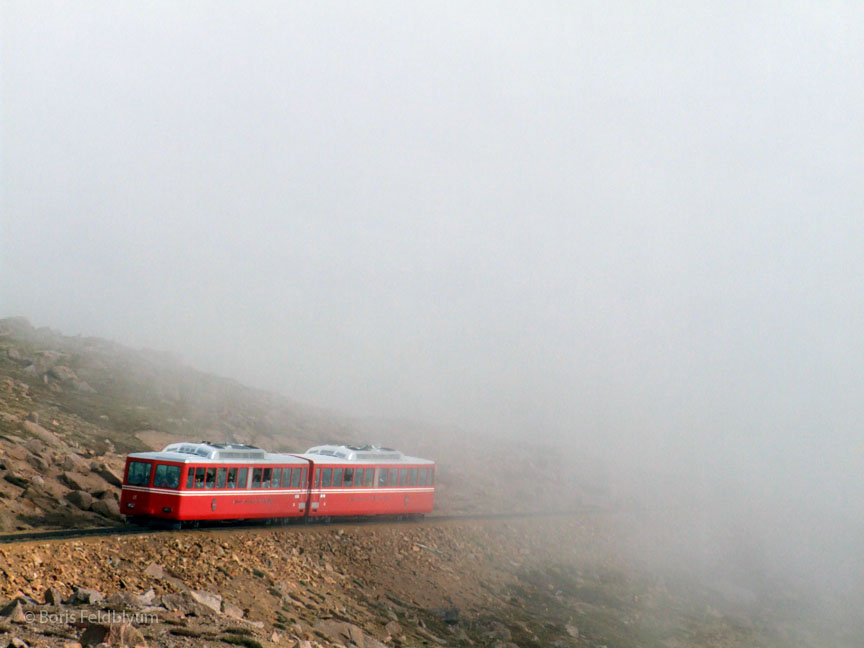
[186, 468, 194, 489]
[409, 468, 418, 486]
[321, 468, 332, 487]
[344, 468, 353, 486]
[292, 468, 301, 488]
[216, 468, 227, 489]
[363, 469, 373, 487]
[280, 468, 289, 487]
[301, 467, 307, 486]
[388, 468, 398, 486]
[314, 469, 320, 488]
[333, 468, 343, 487]
[205, 468, 216, 489]
[272, 468, 282, 488]
[153, 464, 181, 488]
[430, 468, 435, 485]
[399, 468, 409, 486]
[238, 467, 248, 488]
[194, 467, 206, 488]
[126, 461, 151, 486]
[252, 468, 262, 488]
[418, 468, 427, 486]
[227, 468, 237, 489]
[262, 468, 272, 488]
[376, 469, 385, 487]
[353, 468, 363, 487]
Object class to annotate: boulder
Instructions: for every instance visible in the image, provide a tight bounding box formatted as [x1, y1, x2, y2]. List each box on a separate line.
[92, 463, 123, 487]
[49, 366, 78, 382]
[21, 421, 62, 448]
[67, 588, 103, 605]
[73, 380, 96, 393]
[63, 454, 91, 475]
[430, 606, 460, 624]
[143, 563, 164, 579]
[189, 590, 222, 614]
[221, 600, 244, 619]
[3, 473, 28, 488]
[65, 490, 93, 511]
[6, 346, 30, 365]
[43, 587, 64, 605]
[384, 620, 402, 637]
[62, 472, 90, 491]
[91, 498, 122, 520]
[315, 620, 370, 647]
[79, 623, 147, 648]
[158, 593, 216, 617]
[0, 599, 26, 623]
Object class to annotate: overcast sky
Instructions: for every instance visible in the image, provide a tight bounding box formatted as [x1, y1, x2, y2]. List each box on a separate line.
[2, 1, 863, 494]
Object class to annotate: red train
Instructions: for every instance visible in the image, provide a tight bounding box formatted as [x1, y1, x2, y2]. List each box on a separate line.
[119, 442, 435, 527]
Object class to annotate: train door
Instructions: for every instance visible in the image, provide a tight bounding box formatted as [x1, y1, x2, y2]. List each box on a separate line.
[308, 462, 321, 516]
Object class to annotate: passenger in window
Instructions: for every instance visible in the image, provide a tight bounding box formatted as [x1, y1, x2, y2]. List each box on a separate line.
[195, 467, 206, 489]
[164, 465, 180, 489]
[227, 468, 237, 489]
[205, 468, 216, 489]
[217, 468, 227, 488]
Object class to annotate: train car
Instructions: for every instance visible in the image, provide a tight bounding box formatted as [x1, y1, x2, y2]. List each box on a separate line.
[298, 444, 435, 519]
[120, 442, 310, 526]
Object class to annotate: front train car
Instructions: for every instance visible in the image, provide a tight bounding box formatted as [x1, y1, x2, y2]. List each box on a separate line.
[120, 442, 310, 526]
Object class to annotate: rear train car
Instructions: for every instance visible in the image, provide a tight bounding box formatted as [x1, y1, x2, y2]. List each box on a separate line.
[120, 442, 310, 525]
[298, 444, 435, 519]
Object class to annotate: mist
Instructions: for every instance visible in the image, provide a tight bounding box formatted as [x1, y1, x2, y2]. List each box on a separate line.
[3, 0, 864, 633]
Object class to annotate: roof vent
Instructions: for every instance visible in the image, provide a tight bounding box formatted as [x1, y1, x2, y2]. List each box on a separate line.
[305, 444, 405, 462]
[162, 442, 268, 460]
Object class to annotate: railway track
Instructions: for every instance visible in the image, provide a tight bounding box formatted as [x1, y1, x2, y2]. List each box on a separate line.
[0, 508, 599, 545]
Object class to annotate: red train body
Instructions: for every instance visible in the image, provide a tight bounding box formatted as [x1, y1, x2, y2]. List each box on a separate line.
[119, 442, 435, 526]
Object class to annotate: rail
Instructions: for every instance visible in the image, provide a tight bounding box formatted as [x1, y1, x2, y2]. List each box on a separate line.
[0, 508, 602, 545]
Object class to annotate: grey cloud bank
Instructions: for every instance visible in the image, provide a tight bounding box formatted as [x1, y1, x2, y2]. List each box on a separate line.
[3, 0, 864, 620]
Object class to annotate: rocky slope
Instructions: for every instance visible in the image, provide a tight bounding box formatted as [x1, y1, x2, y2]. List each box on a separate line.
[0, 316, 596, 531]
[0, 515, 836, 648]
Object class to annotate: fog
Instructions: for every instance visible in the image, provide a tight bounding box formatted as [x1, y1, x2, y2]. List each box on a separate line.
[2, 0, 864, 631]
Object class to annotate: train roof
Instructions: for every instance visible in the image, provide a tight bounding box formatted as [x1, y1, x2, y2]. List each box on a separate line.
[127, 442, 308, 465]
[297, 444, 434, 465]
